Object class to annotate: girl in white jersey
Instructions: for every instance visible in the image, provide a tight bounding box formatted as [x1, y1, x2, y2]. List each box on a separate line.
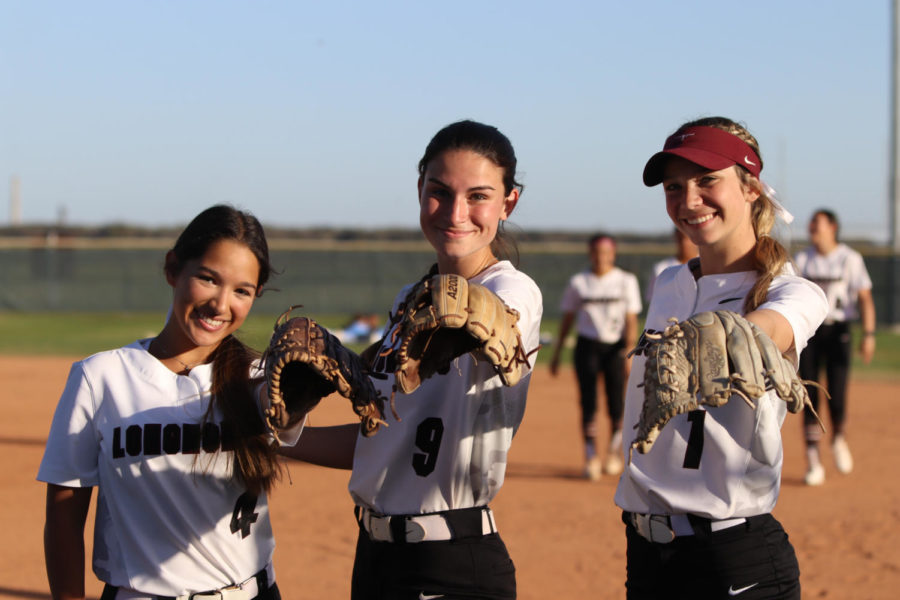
[39, 205, 295, 600]
[795, 209, 876, 486]
[614, 117, 827, 599]
[283, 120, 542, 599]
[549, 233, 641, 480]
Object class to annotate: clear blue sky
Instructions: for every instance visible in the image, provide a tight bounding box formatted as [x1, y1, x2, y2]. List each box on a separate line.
[0, 0, 891, 240]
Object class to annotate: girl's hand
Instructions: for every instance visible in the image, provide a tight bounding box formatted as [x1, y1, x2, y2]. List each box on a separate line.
[859, 333, 876, 364]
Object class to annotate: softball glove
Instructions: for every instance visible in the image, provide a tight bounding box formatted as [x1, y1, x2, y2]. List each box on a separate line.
[389, 272, 532, 395]
[630, 310, 824, 458]
[264, 307, 387, 441]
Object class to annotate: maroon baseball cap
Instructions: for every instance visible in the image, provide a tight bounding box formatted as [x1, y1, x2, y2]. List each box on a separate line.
[642, 125, 762, 186]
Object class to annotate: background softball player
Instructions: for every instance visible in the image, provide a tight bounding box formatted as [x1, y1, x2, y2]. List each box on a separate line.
[794, 208, 876, 486]
[644, 227, 697, 304]
[550, 234, 641, 480]
[282, 120, 542, 600]
[615, 117, 827, 599]
[39, 205, 298, 600]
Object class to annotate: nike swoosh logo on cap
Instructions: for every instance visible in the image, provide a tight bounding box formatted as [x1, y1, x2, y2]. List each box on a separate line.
[743, 156, 757, 166]
[728, 582, 759, 596]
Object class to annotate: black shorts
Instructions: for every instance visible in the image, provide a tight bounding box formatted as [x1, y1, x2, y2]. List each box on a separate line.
[624, 512, 800, 600]
[351, 529, 516, 600]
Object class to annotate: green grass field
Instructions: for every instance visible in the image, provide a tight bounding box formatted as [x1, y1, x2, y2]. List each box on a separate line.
[0, 312, 897, 377]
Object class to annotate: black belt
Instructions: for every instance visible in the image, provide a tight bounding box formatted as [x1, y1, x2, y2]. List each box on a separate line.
[100, 566, 269, 600]
[355, 505, 497, 543]
[623, 510, 751, 543]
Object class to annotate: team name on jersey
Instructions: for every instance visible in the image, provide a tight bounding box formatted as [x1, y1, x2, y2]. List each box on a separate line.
[582, 295, 623, 305]
[806, 275, 843, 285]
[111, 422, 234, 458]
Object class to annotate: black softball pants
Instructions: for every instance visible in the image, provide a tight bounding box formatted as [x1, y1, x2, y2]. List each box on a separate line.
[624, 513, 800, 599]
[799, 322, 851, 440]
[574, 335, 626, 434]
[351, 529, 516, 599]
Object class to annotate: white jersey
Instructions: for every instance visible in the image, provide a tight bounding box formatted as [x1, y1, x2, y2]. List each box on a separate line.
[614, 260, 827, 519]
[559, 267, 642, 344]
[349, 261, 543, 515]
[794, 243, 873, 324]
[645, 257, 681, 303]
[37, 340, 274, 597]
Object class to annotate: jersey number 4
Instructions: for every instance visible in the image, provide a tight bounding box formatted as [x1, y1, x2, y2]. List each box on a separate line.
[230, 492, 259, 538]
[412, 417, 444, 477]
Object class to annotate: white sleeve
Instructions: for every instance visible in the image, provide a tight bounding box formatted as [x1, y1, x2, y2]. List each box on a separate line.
[847, 251, 873, 294]
[559, 277, 581, 313]
[758, 276, 828, 365]
[488, 275, 544, 369]
[37, 362, 101, 487]
[626, 272, 643, 314]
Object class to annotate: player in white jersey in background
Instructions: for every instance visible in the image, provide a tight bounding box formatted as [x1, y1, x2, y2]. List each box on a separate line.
[549, 233, 641, 480]
[794, 209, 876, 486]
[644, 227, 697, 304]
[281, 120, 542, 599]
[614, 117, 827, 599]
[39, 205, 300, 600]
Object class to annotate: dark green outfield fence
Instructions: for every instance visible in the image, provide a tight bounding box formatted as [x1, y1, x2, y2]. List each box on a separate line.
[1, 245, 897, 322]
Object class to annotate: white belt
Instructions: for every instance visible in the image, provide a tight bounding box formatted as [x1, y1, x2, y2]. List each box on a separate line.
[114, 563, 274, 600]
[627, 512, 747, 544]
[358, 506, 497, 543]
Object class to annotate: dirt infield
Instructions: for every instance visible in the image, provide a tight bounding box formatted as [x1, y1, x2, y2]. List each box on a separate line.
[3, 356, 898, 599]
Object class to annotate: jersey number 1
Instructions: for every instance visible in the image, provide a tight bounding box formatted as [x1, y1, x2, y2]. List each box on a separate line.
[682, 410, 706, 469]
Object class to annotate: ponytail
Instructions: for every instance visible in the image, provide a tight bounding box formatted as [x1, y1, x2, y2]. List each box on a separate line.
[208, 335, 282, 496]
[742, 179, 789, 313]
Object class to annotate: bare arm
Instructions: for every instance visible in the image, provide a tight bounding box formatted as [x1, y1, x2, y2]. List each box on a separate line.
[745, 308, 795, 354]
[45, 484, 92, 600]
[278, 423, 359, 470]
[857, 288, 876, 364]
[549, 312, 576, 377]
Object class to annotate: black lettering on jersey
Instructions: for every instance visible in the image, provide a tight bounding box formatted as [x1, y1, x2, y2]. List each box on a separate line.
[112, 427, 125, 458]
[163, 424, 181, 454]
[126, 425, 142, 456]
[412, 417, 444, 477]
[230, 492, 259, 539]
[182, 423, 201, 454]
[201, 423, 221, 453]
[143, 424, 162, 455]
[582, 296, 623, 305]
[807, 276, 842, 285]
[110, 422, 228, 459]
